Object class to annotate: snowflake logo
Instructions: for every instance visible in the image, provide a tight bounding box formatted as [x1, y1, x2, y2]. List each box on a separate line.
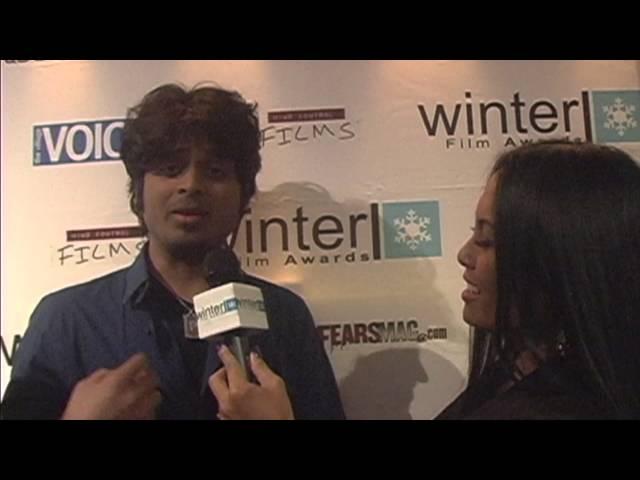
[603, 98, 638, 137]
[394, 209, 431, 251]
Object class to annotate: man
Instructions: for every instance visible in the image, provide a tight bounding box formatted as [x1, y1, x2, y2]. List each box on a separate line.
[2, 83, 345, 420]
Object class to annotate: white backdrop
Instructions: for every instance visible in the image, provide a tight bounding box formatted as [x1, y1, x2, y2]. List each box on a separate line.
[2, 60, 639, 419]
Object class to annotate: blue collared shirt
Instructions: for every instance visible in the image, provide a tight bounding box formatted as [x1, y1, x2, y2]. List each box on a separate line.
[3, 248, 345, 420]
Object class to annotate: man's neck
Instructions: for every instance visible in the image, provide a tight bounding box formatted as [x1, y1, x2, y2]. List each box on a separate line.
[147, 242, 211, 301]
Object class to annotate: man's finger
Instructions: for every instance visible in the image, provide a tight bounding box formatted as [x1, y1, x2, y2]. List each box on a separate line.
[113, 353, 151, 383]
[88, 368, 110, 382]
[134, 364, 160, 390]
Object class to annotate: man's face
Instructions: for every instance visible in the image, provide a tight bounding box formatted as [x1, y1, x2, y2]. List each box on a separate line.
[142, 142, 243, 260]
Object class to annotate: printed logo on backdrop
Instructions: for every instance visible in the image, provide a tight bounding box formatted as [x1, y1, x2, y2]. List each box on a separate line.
[56, 201, 441, 269]
[382, 201, 442, 259]
[591, 90, 640, 143]
[33, 118, 125, 166]
[1, 334, 22, 368]
[416, 89, 640, 150]
[57, 226, 144, 267]
[318, 319, 448, 352]
[261, 107, 356, 148]
[232, 200, 442, 269]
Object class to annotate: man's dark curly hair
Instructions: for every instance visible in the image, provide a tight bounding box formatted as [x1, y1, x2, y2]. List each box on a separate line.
[120, 83, 262, 233]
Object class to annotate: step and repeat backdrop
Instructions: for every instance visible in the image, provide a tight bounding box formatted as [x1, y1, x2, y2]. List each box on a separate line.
[2, 60, 638, 418]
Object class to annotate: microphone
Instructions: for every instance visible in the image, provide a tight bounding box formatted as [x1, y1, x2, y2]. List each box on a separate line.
[184, 246, 268, 381]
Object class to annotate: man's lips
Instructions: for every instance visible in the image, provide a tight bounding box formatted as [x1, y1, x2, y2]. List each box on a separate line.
[171, 209, 208, 222]
[172, 207, 208, 216]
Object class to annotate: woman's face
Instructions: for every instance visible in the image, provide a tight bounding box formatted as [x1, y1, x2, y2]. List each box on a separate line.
[457, 174, 498, 330]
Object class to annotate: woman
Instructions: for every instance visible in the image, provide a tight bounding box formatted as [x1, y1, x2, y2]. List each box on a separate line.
[210, 140, 640, 420]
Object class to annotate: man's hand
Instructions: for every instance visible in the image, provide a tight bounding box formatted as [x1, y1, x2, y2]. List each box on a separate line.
[61, 353, 162, 420]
